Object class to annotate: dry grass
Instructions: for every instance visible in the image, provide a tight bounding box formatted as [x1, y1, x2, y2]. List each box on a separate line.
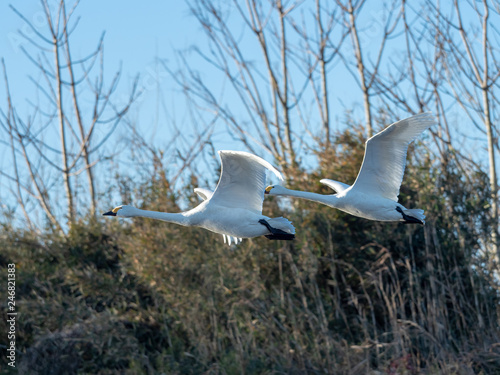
[1, 143, 499, 374]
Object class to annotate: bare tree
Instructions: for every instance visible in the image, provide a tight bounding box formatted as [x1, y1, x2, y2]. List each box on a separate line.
[172, 0, 295, 172]
[0, 0, 137, 231]
[288, 0, 349, 148]
[0, 59, 59, 231]
[372, 1, 453, 158]
[165, 1, 352, 176]
[337, 0, 402, 137]
[432, 0, 500, 257]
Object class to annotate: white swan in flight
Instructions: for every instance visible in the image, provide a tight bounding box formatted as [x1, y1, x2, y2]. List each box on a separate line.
[192, 187, 242, 245]
[265, 113, 435, 224]
[104, 150, 295, 244]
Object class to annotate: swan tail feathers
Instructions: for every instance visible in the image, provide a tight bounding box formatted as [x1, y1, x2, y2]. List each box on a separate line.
[406, 209, 425, 219]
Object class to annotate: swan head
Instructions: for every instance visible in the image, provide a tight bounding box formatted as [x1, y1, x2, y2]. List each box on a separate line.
[103, 205, 136, 217]
[265, 185, 288, 196]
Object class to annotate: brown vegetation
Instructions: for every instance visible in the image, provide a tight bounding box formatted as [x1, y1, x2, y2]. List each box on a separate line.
[1, 130, 499, 374]
[1, 1, 499, 374]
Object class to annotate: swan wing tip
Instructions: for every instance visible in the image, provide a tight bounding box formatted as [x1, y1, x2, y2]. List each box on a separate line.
[218, 150, 284, 182]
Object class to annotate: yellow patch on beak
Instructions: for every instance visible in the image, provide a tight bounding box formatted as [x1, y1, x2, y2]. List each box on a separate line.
[112, 206, 122, 214]
[265, 186, 273, 194]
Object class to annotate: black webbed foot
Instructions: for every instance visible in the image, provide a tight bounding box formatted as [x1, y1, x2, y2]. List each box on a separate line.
[259, 219, 295, 241]
[264, 233, 295, 240]
[396, 206, 424, 225]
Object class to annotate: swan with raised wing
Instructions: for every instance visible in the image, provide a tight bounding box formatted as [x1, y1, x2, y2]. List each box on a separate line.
[265, 113, 435, 224]
[104, 151, 295, 244]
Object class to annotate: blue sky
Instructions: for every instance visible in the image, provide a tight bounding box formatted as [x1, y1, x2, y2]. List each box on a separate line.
[0, 1, 359, 147]
[0, 1, 198, 135]
[0, 2, 208, 216]
[0, 1, 497, 226]
[0, 1, 490, 149]
[0, 1, 494, 157]
[0, 2, 224, 188]
[0, 2, 196, 83]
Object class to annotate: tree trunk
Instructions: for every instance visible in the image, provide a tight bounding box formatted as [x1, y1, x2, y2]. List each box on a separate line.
[483, 88, 499, 258]
[65, 37, 96, 216]
[278, 0, 295, 169]
[54, 37, 74, 225]
[348, 2, 373, 137]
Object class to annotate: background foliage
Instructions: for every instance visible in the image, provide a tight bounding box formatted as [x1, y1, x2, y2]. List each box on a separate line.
[1, 0, 499, 374]
[1, 127, 499, 374]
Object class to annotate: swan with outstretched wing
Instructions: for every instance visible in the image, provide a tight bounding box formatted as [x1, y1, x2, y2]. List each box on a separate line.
[266, 113, 435, 224]
[104, 151, 295, 244]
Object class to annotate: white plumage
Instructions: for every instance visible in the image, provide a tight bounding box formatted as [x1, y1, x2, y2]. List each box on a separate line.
[193, 187, 213, 201]
[351, 113, 435, 202]
[104, 151, 295, 245]
[266, 113, 435, 224]
[193, 186, 242, 245]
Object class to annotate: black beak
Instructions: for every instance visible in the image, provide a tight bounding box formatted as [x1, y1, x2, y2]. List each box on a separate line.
[103, 211, 116, 216]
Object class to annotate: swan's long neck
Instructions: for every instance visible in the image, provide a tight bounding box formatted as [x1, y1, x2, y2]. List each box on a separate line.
[274, 187, 339, 207]
[128, 207, 191, 226]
